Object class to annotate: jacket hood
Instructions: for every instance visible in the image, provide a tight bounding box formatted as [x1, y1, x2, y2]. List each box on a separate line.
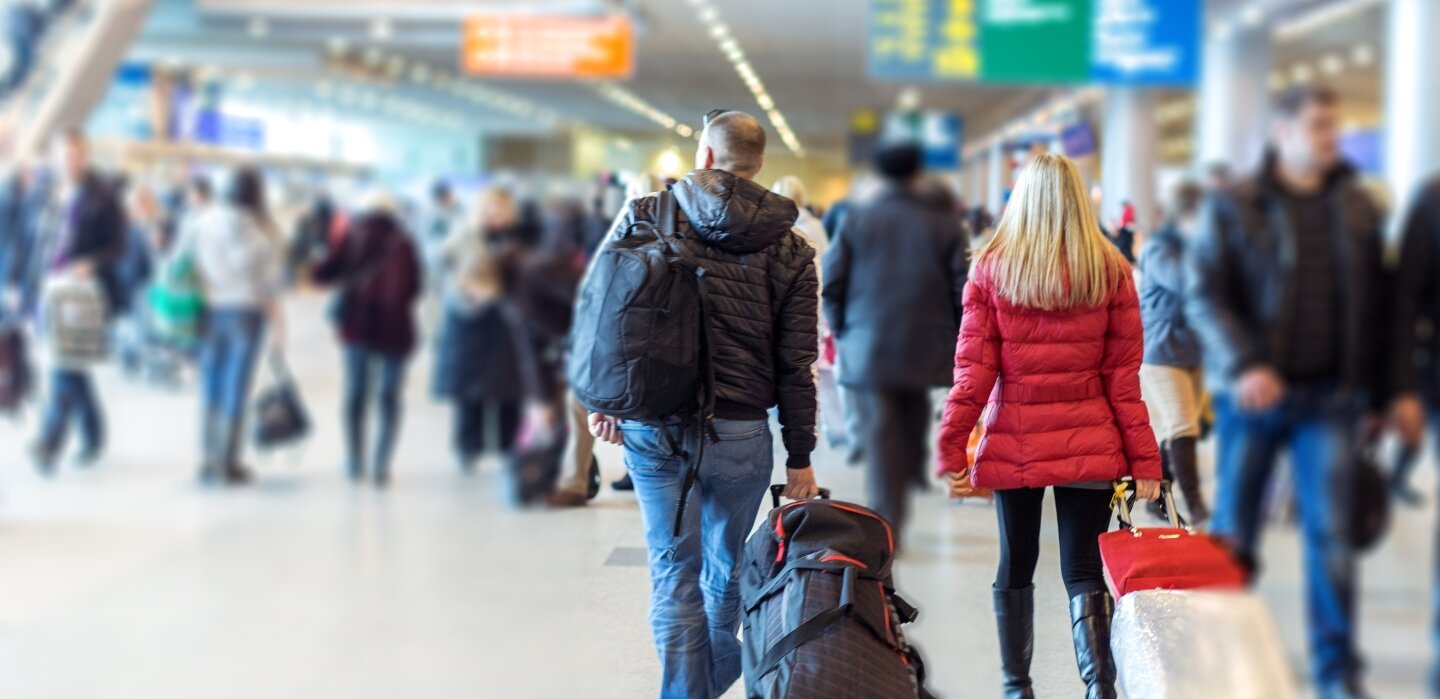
[672, 170, 798, 254]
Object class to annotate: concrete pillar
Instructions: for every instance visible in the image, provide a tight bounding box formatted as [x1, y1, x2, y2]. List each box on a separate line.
[1194, 24, 1271, 173]
[967, 156, 986, 211]
[1101, 88, 1159, 230]
[986, 140, 1005, 215]
[1384, 0, 1440, 216]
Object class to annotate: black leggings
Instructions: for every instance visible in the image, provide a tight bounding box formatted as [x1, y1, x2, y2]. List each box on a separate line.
[994, 487, 1114, 599]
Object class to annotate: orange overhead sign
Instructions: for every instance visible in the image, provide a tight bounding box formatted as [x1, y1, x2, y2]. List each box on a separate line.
[461, 14, 634, 79]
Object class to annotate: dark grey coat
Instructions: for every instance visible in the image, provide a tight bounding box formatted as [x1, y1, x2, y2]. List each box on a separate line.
[822, 186, 969, 390]
[1138, 224, 1201, 368]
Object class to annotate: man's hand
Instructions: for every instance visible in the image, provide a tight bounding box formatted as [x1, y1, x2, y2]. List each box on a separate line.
[69, 260, 94, 279]
[1389, 393, 1426, 448]
[1237, 366, 1285, 412]
[1134, 479, 1162, 502]
[588, 413, 622, 446]
[783, 467, 819, 501]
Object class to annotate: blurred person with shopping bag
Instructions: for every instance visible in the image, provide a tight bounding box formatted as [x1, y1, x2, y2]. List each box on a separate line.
[1185, 85, 1391, 699]
[187, 167, 284, 486]
[936, 153, 1162, 699]
[30, 128, 125, 474]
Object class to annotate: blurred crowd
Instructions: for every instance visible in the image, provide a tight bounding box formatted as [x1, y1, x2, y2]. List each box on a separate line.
[0, 80, 1439, 698]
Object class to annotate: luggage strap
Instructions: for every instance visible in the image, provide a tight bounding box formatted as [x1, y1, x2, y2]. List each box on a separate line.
[745, 558, 888, 613]
[754, 566, 906, 679]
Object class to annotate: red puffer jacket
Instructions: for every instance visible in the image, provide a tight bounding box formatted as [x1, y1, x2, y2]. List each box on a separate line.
[936, 263, 1161, 489]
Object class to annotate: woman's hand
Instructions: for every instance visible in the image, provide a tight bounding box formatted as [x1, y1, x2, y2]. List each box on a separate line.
[1133, 478, 1162, 502]
[947, 469, 978, 499]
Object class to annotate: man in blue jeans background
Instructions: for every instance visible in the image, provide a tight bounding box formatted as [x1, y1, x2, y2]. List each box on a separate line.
[1186, 85, 1396, 699]
[587, 110, 820, 699]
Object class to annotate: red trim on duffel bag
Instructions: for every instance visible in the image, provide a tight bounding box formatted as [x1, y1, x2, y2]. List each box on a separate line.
[820, 553, 869, 569]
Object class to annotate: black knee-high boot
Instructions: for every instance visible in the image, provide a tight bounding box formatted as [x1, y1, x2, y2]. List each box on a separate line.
[1069, 590, 1117, 699]
[1168, 436, 1209, 525]
[993, 585, 1036, 698]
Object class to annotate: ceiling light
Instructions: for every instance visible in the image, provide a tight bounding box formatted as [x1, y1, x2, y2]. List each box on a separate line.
[327, 35, 348, 55]
[370, 18, 393, 42]
[1291, 63, 1313, 83]
[247, 16, 268, 39]
[1351, 43, 1374, 67]
[1320, 53, 1344, 76]
[1268, 71, 1285, 91]
[676, 124, 694, 138]
[688, 3, 803, 156]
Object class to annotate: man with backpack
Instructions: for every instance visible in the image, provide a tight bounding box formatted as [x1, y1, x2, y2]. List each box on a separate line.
[31, 127, 125, 473]
[575, 110, 820, 699]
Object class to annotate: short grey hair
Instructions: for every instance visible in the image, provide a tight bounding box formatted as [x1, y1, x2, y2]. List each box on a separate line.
[702, 111, 766, 178]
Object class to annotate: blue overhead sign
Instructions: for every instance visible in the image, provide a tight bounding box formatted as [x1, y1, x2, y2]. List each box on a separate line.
[868, 0, 1203, 86]
[1091, 0, 1202, 85]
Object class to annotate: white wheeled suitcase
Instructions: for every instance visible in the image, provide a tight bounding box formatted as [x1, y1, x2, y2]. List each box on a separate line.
[1111, 589, 1297, 699]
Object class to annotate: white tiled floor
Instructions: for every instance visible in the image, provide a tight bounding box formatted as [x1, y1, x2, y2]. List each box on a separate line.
[0, 293, 1432, 698]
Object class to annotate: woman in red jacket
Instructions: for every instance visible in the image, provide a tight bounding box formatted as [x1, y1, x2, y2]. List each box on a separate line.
[937, 153, 1162, 699]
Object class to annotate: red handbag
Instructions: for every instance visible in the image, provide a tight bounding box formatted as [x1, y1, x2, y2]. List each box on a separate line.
[1098, 481, 1248, 598]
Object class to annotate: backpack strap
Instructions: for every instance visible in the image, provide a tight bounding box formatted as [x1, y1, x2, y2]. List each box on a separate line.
[651, 187, 721, 536]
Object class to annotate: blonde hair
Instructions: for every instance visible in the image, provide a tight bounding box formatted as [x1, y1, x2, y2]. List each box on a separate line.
[771, 176, 809, 210]
[975, 153, 1129, 310]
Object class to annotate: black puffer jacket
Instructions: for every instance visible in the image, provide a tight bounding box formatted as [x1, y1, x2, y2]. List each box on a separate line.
[605, 170, 820, 466]
[1184, 157, 1386, 405]
[1392, 175, 1440, 404]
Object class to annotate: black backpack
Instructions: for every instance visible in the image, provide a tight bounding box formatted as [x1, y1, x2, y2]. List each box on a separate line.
[568, 191, 717, 533]
[741, 487, 934, 699]
[567, 190, 713, 424]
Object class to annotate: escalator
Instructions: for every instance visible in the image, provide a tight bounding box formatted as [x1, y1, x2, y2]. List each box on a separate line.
[1, 0, 154, 160]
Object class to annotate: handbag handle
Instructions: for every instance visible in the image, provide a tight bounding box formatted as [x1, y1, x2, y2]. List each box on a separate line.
[267, 351, 295, 387]
[1112, 478, 1187, 535]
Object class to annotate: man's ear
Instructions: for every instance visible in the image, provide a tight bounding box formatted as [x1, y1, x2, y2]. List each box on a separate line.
[700, 146, 715, 170]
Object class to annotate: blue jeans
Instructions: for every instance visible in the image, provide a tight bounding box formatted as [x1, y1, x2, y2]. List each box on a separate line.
[342, 346, 408, 478]
[199, 309, 266, 416]
[1211, 385, 1361, 686]
[623, 418, 773, 699]
[39, 368, 102, 457]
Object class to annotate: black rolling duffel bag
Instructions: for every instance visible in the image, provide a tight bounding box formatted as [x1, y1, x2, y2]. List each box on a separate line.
[740, 486, 934, 698]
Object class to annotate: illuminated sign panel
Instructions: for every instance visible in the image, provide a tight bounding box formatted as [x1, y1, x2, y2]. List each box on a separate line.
[462, 15, 634, 79]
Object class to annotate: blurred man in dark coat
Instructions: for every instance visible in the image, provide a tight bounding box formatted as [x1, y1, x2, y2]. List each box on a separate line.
[822, 142, 969, 542]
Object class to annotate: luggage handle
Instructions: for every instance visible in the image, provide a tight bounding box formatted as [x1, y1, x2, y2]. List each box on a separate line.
[1112, 478, 1187, 536]
[770, 484, 832, 509]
